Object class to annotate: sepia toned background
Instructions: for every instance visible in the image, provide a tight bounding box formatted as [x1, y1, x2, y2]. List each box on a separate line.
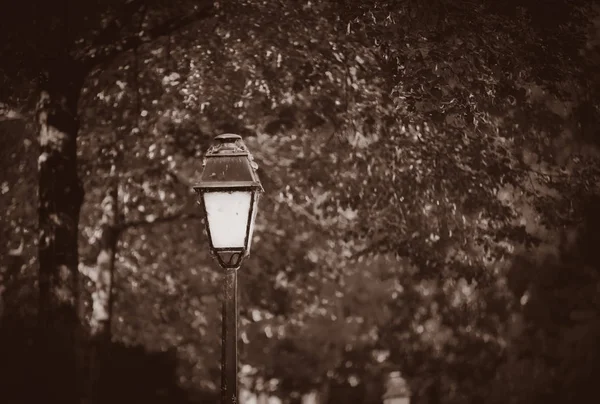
[1, 1, 599, 403]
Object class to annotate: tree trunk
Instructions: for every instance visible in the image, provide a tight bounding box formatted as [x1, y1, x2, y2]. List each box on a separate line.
[319, 381, 330, 404]
[90, 181, 119, 339]
[36, 63, 85, 404]
[89, 180, 120, 404]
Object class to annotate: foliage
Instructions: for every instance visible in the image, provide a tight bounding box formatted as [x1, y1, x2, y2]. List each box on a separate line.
[1, 1, 600, 403]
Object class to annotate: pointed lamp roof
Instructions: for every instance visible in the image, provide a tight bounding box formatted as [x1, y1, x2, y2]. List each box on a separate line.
[194, 134, 263, 191]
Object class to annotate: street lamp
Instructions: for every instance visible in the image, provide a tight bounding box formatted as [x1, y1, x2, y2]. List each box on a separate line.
[193, 133, 263, 404]
[382, 371, 411, 404]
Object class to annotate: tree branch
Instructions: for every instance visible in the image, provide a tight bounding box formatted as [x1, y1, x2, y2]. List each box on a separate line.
[80, 0, 148, 65]
[165, 168, 196, 188]
[351, 237, 395, 259]
[120, 211, 202, 230]
[82, 0, 215, 72]
[0, 103, 25, 121]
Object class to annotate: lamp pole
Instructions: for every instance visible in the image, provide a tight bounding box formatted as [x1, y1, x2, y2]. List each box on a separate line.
[221, 268, 238, 404]
[193, 134, 263, 404]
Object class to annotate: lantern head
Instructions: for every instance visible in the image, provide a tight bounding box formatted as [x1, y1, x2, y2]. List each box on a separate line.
[193, 134, 263, 269]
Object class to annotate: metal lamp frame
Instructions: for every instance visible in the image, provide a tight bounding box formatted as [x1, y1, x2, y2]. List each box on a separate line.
[193, 134, 263, 270]
[195, 186, 260, 269]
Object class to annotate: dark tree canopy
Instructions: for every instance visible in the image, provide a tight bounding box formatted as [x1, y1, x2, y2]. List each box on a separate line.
[1, 1, 599, 404]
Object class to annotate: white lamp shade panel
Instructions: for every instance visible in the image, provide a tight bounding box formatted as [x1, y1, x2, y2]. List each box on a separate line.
[245, 192, 259, 255]
[203, 191, 252, 249]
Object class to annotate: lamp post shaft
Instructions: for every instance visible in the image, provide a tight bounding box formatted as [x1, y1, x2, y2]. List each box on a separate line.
[221, 269, 238, 404]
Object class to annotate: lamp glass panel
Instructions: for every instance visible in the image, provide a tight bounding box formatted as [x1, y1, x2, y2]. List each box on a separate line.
[245, 191, 260, 255]
[203, 191, 252, 249]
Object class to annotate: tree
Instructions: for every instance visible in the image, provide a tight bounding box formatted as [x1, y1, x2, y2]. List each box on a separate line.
[73, 0, 600, 401]
[2, 1, 599, 402]
[1, 1, 215, 402]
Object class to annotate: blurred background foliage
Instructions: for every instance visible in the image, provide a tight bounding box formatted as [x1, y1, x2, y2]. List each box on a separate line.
[1, 0, 599, 403]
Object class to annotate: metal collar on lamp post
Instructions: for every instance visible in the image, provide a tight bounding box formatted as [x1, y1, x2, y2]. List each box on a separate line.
[193, 133, 263, 269]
